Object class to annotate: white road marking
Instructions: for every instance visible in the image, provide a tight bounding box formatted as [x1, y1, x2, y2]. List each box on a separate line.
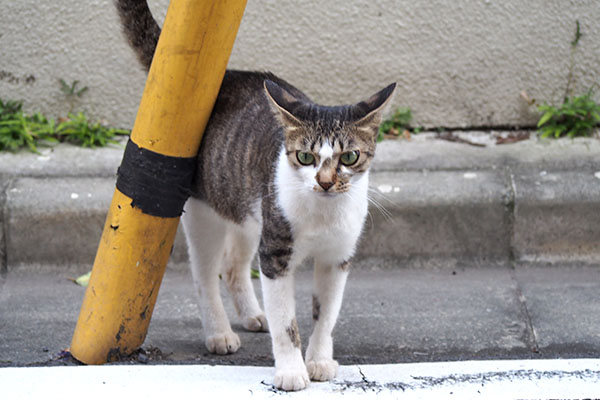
[1, 359, 598, 399]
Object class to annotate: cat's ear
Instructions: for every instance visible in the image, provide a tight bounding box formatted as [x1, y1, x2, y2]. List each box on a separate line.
[263, 80, 304, 128]
[351, 83, 397, 133]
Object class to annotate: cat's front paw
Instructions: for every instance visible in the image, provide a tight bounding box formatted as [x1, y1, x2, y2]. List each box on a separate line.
[205, 331, 240, 355]
[274, 366, 310, 391]
[306, 358, 339, 382]
[243, 314, 268, 332]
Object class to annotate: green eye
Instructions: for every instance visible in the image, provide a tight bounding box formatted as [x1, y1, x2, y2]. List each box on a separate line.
[296, 151, 315, 165]
[340, 150, 359, 166]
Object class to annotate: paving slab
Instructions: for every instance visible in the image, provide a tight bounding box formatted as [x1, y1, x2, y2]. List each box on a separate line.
[515, 265, 600, 356]
[5, 177, 112, 267]
[4, 177, 188, 270]
[0, 142, 123, 178]
[361, 170, 511, 267]
[512, 171, 600, 265]
[372, 134, 600, 172]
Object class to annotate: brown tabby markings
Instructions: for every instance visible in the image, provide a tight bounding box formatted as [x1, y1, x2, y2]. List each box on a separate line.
[339, 261, 350, 271]
[258, 190, 294, 279]
[286, 318, 301, 348]
[312, 295, 321, 321]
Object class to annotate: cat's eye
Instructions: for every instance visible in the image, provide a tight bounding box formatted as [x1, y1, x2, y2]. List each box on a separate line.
[296, 151, 315, 166]
[340, 150, 359, 166]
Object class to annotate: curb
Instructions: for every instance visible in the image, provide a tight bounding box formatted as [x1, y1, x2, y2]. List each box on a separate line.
[1, 134, 599, 271]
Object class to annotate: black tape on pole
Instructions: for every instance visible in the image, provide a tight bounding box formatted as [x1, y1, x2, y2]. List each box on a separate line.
[116, 139, 196, 218]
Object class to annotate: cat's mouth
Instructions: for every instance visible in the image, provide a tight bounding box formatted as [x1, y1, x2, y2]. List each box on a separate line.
[314, 190, 340, 198]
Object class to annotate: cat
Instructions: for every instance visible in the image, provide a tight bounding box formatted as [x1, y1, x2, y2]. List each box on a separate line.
[116, 0, 395, 391]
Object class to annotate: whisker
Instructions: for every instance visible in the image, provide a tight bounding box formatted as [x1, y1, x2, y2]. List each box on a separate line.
[367, 187, 394, 205]
[367, 194, 394, 222]
[342, 191, 375, 228]
[366, 186, 395, 221]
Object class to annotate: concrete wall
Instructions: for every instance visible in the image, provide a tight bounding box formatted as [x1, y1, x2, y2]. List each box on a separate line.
[1, 0, 599, 129]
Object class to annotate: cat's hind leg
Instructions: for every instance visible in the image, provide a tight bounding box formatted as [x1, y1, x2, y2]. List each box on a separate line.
[222, 216, 268, 332]
[305, 260, 350, 381]
[181, 198, 240, 355]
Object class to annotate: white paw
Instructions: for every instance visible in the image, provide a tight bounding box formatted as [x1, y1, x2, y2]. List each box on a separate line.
[274, 367, 310, 391]
[243, 314, 268, 332]
[205, 331, 241, 355]
[306, 359, 339, 382]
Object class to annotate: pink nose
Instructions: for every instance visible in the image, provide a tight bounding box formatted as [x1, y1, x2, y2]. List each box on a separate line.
[319, 181, 334, 191]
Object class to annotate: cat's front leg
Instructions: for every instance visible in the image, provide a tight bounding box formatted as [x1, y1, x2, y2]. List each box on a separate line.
[260, 271, 309, 391]
[305, 260, 350, 382]
[259, 195, 309, 390]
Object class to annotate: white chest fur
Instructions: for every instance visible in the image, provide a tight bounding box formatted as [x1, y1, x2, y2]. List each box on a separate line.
[274, 149, 369, 267]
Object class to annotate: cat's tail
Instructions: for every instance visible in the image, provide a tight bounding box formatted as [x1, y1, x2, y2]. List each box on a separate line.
[115, 0, 160, 71]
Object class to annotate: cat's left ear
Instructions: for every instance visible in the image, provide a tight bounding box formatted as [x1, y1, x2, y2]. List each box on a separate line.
[351, 83, 397, 133]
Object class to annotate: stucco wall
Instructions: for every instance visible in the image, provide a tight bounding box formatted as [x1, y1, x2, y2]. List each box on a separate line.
[1, 0, 599, 129]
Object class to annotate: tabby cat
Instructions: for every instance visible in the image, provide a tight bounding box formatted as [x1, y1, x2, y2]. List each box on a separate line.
[116, 0, 395, 391]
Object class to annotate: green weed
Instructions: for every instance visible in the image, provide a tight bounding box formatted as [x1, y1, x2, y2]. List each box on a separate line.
[59, 79, 89, 114]
[537, 90, 600, 138]
[0, 99, 57, 153]
[57, 112, 130, 148]
[535, 20, 600, 138]
[377, 107, 422, 142]
[0, 98, 129, 153]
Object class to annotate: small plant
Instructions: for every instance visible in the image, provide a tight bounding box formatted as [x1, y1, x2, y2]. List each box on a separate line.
[0, 99, 57, 153]
[0, 98, 129, 153]
[534, 20, 600, 138]
[564, 20, 582, 100]
[59, 79, 89, 114]
[58, 112, 129, 147]
[377, 107, 422, 142]
[537, 90, 600, 138]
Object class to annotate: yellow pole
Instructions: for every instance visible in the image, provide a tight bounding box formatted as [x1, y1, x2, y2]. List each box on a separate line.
[70, 0, 247, 364]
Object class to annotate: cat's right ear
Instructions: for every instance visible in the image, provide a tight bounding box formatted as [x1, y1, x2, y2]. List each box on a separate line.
[263, 80, 304, 128]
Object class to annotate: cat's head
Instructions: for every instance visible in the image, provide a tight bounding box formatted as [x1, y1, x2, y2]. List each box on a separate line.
[264, 80, 395, 196]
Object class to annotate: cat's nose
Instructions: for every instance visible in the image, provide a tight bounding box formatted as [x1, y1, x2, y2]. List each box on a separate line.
[318, 181, 334, 191]
[316, 169, 337, 191]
